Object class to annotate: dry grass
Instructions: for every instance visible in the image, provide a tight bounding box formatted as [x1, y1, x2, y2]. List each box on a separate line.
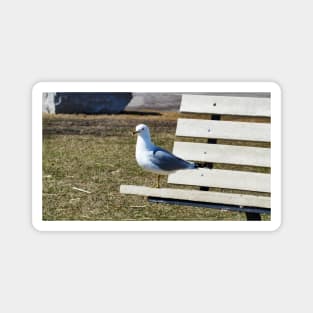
[43, 111, 270, 221]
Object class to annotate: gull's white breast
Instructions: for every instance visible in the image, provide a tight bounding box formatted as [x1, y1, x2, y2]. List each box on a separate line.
[136, 146, 169, 174]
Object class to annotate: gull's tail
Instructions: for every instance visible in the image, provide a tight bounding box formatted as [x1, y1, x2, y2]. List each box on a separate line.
[192, 162, 210, 169]
[180, 159, 206, 170]
[187, 161, 201, 169]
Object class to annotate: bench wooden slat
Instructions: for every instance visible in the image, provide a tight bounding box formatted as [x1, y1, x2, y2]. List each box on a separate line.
[168, 168, 270, 192]
[176, 118, 271, 142]
[173, 142, 270, 167]
[120, 185, 270, 208]
[181, 94, 271, 117]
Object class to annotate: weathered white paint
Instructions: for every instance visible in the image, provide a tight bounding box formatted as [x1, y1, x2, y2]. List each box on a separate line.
[168, 168, 270, 192]
[42, 93, 56, 113]
[173, 142, 270, 167]
[120, 185, 270, 208]
[181, 94, 271, 117]
[176, 118, 271, 142]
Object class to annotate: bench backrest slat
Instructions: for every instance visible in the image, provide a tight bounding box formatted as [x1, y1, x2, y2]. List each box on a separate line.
[168, 168, 270, 193]
[173, 142, 270, 167]
[181, 94, 271, 117]
[176, 118, 271, 142]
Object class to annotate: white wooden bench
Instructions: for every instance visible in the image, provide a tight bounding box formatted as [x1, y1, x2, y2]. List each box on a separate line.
[120, 94, 271, 220]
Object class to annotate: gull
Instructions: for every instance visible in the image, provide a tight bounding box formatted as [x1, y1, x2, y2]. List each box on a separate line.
[132, 124, 197, 188]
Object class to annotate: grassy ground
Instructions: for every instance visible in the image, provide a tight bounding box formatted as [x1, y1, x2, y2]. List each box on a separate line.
[43, 111, 270, 221]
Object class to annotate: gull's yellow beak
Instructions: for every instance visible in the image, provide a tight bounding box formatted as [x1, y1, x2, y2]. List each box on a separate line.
[132, 130, 139, 136]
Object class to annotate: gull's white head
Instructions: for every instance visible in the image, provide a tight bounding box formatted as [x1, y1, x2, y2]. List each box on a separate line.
[133, 124, 151, 141]
[133, 124, 149, 135]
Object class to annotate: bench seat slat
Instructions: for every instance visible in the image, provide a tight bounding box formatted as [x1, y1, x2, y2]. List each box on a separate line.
[120, 185, 270, 208]
[176, 118, 271, 142]
[173, 141, 270, 167]
[181, 94, 271, 117]
[168, 168, 270, 193]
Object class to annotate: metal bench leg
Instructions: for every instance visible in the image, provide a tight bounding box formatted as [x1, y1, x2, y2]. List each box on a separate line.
[245, 212, 261, 220]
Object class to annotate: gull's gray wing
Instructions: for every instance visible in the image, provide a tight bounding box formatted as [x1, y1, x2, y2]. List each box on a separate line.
[149, 146, 195, 171]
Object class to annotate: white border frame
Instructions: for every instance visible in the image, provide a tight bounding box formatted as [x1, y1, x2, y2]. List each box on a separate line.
[32, 82, 281, 231]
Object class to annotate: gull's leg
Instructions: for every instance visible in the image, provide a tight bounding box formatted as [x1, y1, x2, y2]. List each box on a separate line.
[156, 175, 160, 188]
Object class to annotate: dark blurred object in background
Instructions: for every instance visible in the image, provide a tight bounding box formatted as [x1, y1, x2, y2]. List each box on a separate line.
[43, 92, 133, 114]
